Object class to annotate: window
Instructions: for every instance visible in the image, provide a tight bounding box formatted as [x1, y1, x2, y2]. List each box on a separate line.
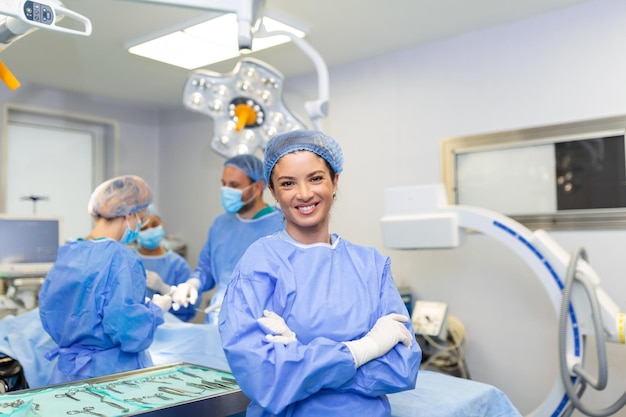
[440, 115, 626, 230]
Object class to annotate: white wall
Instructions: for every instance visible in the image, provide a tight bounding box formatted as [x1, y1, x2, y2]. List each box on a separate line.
[156, 108, 222, 265]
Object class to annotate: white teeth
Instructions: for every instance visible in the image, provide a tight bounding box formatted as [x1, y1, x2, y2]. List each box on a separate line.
[298, 205, 315, 212]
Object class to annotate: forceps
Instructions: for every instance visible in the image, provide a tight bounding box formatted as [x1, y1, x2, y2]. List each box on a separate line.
[66, 406, 107, 417]
[83, 387, 130, 412]
[55, 390, 81, 401]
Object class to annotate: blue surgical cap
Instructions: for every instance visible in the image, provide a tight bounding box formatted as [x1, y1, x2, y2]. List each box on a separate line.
[87, 175, 153, 219]
[264, 130, 344, 184]
[224, 154, 264, 182]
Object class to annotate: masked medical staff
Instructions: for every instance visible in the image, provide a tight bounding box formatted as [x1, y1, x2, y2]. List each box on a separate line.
[172, 154, 283, 324]
[138, 207, 196, 322]
[219, 131, 421, 417]
[39, 175, 172, 384]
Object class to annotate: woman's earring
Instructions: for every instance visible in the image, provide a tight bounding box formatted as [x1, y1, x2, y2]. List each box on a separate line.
[332, 192, 336, 198]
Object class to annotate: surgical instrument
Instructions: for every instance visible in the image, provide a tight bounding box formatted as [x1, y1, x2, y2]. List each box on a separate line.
[201, 379, 232, 390]
[56, 390, 81, 401]
[82, 387, 130, 412]
[179, 369, 202, 379]
[125, 397, 152, 405]
[186, 382, 213, 391]
[121, 380, 140, 388]
[66, 407, 107, 417]
[143, 376, 171, 384]
[105, 384, 123, 394]
[158, 386, 201, 397]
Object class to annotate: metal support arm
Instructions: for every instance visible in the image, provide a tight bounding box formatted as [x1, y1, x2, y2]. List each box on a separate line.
[380, 183, 625, 417]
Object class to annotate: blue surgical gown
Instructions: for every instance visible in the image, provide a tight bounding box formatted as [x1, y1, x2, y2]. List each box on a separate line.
[139, 249, 196, 322]
[191, 208, 283, 323]
[219, 231, 422, 417]
[38, 238, 164, 384]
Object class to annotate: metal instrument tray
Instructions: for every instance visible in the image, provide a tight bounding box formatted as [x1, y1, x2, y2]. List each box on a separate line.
[0, 362, 248, 416]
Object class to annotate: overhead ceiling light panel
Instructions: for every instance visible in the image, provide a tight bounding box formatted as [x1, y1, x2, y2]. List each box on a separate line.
[183, 14, 239, 50]
[183, 57, 307, 158]
[128, 31, 237, 70]
[127, 14, 305, 70]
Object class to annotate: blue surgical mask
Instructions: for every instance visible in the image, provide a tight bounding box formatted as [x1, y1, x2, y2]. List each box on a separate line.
[221, 183, 255, 214]
[137, 225, 165, 249]
[119, 214, 141, 244]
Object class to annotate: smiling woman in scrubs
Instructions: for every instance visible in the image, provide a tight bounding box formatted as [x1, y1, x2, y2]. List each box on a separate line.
[219, 130, 421, 417]
[39, 175, 172, 384]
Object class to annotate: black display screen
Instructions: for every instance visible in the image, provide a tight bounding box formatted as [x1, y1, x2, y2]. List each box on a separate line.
[555, 135, 626, 210]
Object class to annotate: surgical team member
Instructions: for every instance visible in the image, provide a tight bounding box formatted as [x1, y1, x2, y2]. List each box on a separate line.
[138, 206, 197, 322]
[39, 175, 172, 384]
[219, 130, 421, 417]
[172, 154, 283, 324]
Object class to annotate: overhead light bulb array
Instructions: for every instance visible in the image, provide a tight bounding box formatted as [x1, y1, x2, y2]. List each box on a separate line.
[183, 58, 306, 158]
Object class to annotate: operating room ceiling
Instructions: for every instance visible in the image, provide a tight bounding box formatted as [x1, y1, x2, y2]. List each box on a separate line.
[0, 0, 593, 109]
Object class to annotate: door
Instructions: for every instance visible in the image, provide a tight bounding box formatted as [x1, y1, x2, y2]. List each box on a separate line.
[2, 106, 117, 241]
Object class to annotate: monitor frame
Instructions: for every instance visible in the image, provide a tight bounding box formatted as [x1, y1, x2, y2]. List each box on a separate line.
[0, 214, 63, 278]
[440, 114, 626, 230]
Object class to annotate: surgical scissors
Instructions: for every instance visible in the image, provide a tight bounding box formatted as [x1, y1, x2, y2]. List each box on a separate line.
[55, 390, 81, 401]
[66, 407, 107, 417]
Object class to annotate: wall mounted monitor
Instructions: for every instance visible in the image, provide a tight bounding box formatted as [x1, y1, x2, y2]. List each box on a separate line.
[0, 215, 62, 278]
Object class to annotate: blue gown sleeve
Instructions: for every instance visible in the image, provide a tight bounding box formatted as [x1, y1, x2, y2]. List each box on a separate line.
[190, 230, 216, 292]
[101, 255, 164, 352]
[336, 262, 421, 396]
[170, 254, 192, 286]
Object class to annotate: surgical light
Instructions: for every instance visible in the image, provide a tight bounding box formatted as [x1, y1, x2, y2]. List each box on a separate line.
[183, 57, 307, 158]
[151, 0, 329, 158]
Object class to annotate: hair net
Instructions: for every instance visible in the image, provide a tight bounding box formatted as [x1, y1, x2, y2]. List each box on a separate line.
[264, 130, 344, 184]
[224, 154, 264, 182]
[87, 175, 153, 218]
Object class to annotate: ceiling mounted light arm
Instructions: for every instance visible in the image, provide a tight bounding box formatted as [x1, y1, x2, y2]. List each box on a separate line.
[255, 28, 329, 129]
[0, 0, 92, 90]
[0, 0, 91, 38]
[236, 0, 263, 50]
[130, 0, 265, 50]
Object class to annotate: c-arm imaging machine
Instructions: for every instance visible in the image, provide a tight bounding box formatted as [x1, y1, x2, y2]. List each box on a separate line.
[381, 184, 626, 417]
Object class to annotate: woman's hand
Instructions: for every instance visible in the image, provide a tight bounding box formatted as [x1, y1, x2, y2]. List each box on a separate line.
[343, 313, 413, 368]
[257, 310, 297, 345]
